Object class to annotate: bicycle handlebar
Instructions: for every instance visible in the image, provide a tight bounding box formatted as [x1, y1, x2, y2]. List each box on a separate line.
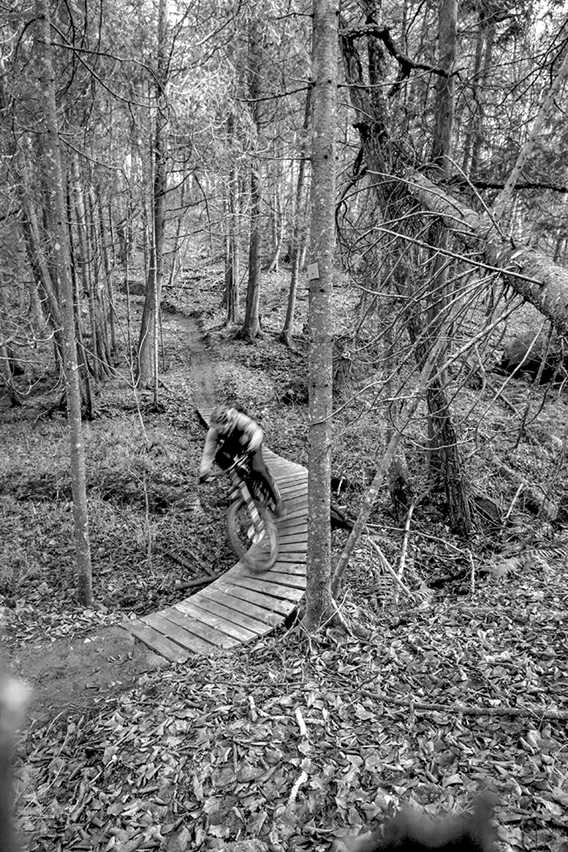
[199, 453, 250, 483]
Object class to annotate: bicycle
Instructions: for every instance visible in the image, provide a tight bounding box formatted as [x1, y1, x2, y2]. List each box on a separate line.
[202, 453, 281, 573]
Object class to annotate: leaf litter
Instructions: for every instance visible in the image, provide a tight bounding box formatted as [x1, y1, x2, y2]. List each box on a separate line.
[17, 549, 568, 852]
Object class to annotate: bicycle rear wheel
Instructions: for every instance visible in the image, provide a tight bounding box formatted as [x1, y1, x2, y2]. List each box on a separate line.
[226, 499, 279, 573]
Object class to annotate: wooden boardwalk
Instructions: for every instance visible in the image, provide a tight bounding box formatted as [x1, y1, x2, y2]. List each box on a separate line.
[124, 418, 308, 661]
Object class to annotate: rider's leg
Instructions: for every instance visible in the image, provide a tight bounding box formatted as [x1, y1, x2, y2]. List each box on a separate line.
[249, 448, 286, 517]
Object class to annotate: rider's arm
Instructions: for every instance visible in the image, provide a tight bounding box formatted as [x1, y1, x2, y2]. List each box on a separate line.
[199, 427, 218, 477]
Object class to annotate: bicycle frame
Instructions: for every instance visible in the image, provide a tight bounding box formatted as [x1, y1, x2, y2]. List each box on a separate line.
[224, 458, 267, 541]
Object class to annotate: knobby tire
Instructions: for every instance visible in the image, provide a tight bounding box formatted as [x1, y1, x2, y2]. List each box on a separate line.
[226, 499, 279, 573]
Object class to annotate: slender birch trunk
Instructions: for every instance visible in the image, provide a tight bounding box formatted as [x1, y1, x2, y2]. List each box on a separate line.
[303, 0, 337, 631]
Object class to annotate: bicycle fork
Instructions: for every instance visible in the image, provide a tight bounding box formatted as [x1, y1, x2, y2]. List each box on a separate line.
[229, 472, 266, 544]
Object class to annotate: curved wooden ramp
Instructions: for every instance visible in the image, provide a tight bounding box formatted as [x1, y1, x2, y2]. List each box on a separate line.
[124, 435, 308, 661]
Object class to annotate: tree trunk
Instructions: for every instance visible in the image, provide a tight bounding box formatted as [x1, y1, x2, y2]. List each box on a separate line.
[137, 0, 168, 387]
[267, 153, 284, 274]
[303, 0, 337, 632]
[240, 20, 263, 341]
[431, 0, 457, 172]
[469, 20, 495, 177]
[461, 13, 484, 174]
[88, 186, 112, 374]
[66, 181, 94, 419]
[427, 0, 472, 535]
[281, 88, 311, 344]
[35, 0, 93, 606]
[224, 113, 240, 324]
[96, 188, 118, 361]
[70, 155, 98, 404]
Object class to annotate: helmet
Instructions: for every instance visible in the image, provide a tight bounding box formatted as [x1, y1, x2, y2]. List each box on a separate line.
[210, 405, 229, 428]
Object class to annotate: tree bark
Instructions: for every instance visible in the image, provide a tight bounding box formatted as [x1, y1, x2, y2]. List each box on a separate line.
[281, 88, 311, 344]
[240, 19, 263, 340]
[303, 0, 337, 632]
[431, 0, 457, 172]
[426, 0, 472, 534]
[224, 113, 240, 324]
[137, 0, 168, 387]
[35, 0, 93, 606]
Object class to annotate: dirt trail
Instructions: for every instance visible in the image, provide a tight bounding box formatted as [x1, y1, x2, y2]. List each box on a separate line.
[3, 313, 216, 724]
[184, 315, 218, 411]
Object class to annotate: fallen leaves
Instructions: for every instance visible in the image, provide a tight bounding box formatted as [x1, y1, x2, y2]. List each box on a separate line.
[16, 554, 568, 851]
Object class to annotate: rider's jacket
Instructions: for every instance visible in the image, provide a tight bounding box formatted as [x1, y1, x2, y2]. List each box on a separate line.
[199, 408, 264, 478]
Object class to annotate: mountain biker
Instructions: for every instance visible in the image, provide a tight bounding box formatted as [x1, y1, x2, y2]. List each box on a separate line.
[198, 405, 286, 518]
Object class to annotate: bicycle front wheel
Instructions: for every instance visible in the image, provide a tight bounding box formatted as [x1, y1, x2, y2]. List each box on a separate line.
[226, 499, 279, 573]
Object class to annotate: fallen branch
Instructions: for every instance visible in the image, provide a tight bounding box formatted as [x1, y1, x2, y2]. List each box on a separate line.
[369, 537, 416, 601]
[354, 683, 568, 721]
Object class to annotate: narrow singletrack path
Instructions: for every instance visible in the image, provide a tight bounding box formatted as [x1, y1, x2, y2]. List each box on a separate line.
[123, 325, 309, 661]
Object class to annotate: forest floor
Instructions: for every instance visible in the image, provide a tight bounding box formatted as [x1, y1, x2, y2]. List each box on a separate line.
[1, 263, 568, 851]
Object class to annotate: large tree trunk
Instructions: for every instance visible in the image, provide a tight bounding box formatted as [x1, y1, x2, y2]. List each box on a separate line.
[303, 0, 337, 633]
[240, 19, 263, 341]
[35, 0, 93, 606]
[425, 0, 472, 535]
[137, 0, 168, 389]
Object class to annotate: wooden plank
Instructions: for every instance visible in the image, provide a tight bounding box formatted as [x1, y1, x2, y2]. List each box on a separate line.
[215, 578, 297, 614]
[197, 587, 282, 627]
[285, 501, 309, 515]
[125, 618, 192, 662]
[286, 493, 308, 503]
[278, 517, 308, 530]
[281, 493, 307, 505]
[279, 483, 308, 496]
[172, 599, 258, 642]
[153, 608, 238, 650]
[270, 562, 306, 576]
[265, 454, 305, 473]
[267, 461, 304, 474]
[278, 541, 307, 553]
[276, 525, 305, 536]
[278, 532, 308, 544]
[186, 596, 270, 637]
[275, 551, 307, 563]
[144, 611, 225, 652]
[278, 521, 307, 533]
[250, 570, 306, 589]
[274, 473, 307, 486]
[275, 477, 308, 494]
[278, 550, 307, 561]
[231, 576, 305, 601]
